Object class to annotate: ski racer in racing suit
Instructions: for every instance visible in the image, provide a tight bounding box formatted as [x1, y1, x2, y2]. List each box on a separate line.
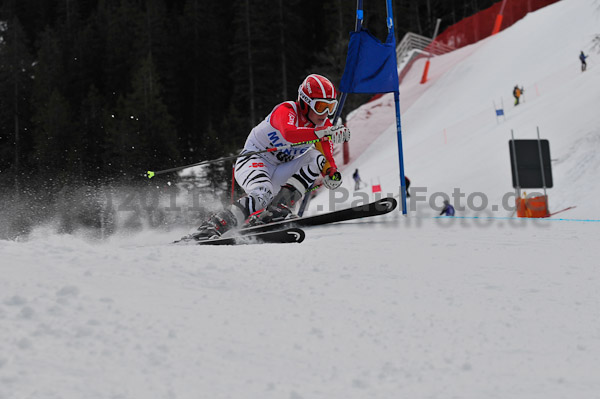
[192, 74, 351, 240]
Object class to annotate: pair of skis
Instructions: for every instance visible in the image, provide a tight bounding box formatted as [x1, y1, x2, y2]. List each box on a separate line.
[193, 197, 398, 246]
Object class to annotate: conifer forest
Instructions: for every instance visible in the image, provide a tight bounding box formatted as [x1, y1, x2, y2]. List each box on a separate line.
[1, 0, 497, 190]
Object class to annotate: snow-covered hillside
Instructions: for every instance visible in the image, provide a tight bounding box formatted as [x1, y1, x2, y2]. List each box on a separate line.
[1, 1, 599, 398]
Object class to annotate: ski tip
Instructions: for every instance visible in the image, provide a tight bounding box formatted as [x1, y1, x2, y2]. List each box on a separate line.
[376, 197, 398, 213]
[285, 227, 305, 243]
[193, 227, 305, 246]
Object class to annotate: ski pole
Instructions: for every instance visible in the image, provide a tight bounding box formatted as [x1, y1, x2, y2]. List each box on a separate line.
[146, 137, 329, 178]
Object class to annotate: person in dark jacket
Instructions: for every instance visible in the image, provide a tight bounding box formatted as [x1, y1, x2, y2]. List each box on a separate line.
[580, 51, 588, 72]
[440, 199, 455, 216]
[352, 169, 362, 191]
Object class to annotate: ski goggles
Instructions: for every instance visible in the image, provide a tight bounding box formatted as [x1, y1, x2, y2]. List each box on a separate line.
[310, 98, 338, 115]
[299, 90, 338, 115]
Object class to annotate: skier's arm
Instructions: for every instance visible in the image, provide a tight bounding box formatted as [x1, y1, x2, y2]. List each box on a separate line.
[270, 104, 350, 145]
[315, 138, 337, 175]
[269, 104, 339, 174]
[270, 104, 326, 143]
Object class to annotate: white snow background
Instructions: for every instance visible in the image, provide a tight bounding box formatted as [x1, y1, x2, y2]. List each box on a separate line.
[1, 0, 600, 398]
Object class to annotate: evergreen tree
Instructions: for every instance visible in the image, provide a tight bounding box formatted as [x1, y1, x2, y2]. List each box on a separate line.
[80, 84, 108, 178]
[104, 54, 178, 176]
[56, 0, 103, 113]
[100, 0, 142, 103]
[0, 14, 34, 188]
[32, 88, 78, 175]
[31, 27, 66, 105]
[30, 26, 80, 177]
[176, 0, 235, 161]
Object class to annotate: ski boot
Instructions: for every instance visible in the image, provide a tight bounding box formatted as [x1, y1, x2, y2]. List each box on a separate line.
[190, 205, 245, 241]
[245, 184, 301, 227]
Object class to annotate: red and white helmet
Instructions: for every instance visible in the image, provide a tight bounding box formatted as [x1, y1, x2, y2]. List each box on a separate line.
[297, 74, 338, 116]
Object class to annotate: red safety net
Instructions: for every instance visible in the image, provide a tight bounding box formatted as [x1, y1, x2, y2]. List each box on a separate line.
[433, 0, 561, 50]
[399, 0, 561, 85]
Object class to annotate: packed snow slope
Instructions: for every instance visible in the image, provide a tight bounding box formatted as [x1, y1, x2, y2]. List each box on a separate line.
[1, 1, 600, 399]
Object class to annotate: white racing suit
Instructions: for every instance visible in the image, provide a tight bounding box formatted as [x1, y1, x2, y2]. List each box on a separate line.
[233, 101, 337, 216]
[191, 101, 340, 238]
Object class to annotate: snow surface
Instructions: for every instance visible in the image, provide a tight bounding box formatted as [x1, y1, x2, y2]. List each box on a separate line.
[2, 0, 600, 398]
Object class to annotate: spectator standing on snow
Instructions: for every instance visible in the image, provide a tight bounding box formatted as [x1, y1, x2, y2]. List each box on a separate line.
[352, 169, 362, 191]
[440, 199, 455, 216]
[513, 85, 523, 106]
[580, 51, 588, 72]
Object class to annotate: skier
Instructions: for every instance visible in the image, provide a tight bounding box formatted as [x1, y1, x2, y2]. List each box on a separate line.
[440, 199, 455, 216]
[513, 85, 523, 106]
[191, 74, 351, 240]
[579, 51, 588, 72]
[352, 169, 362, 191]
